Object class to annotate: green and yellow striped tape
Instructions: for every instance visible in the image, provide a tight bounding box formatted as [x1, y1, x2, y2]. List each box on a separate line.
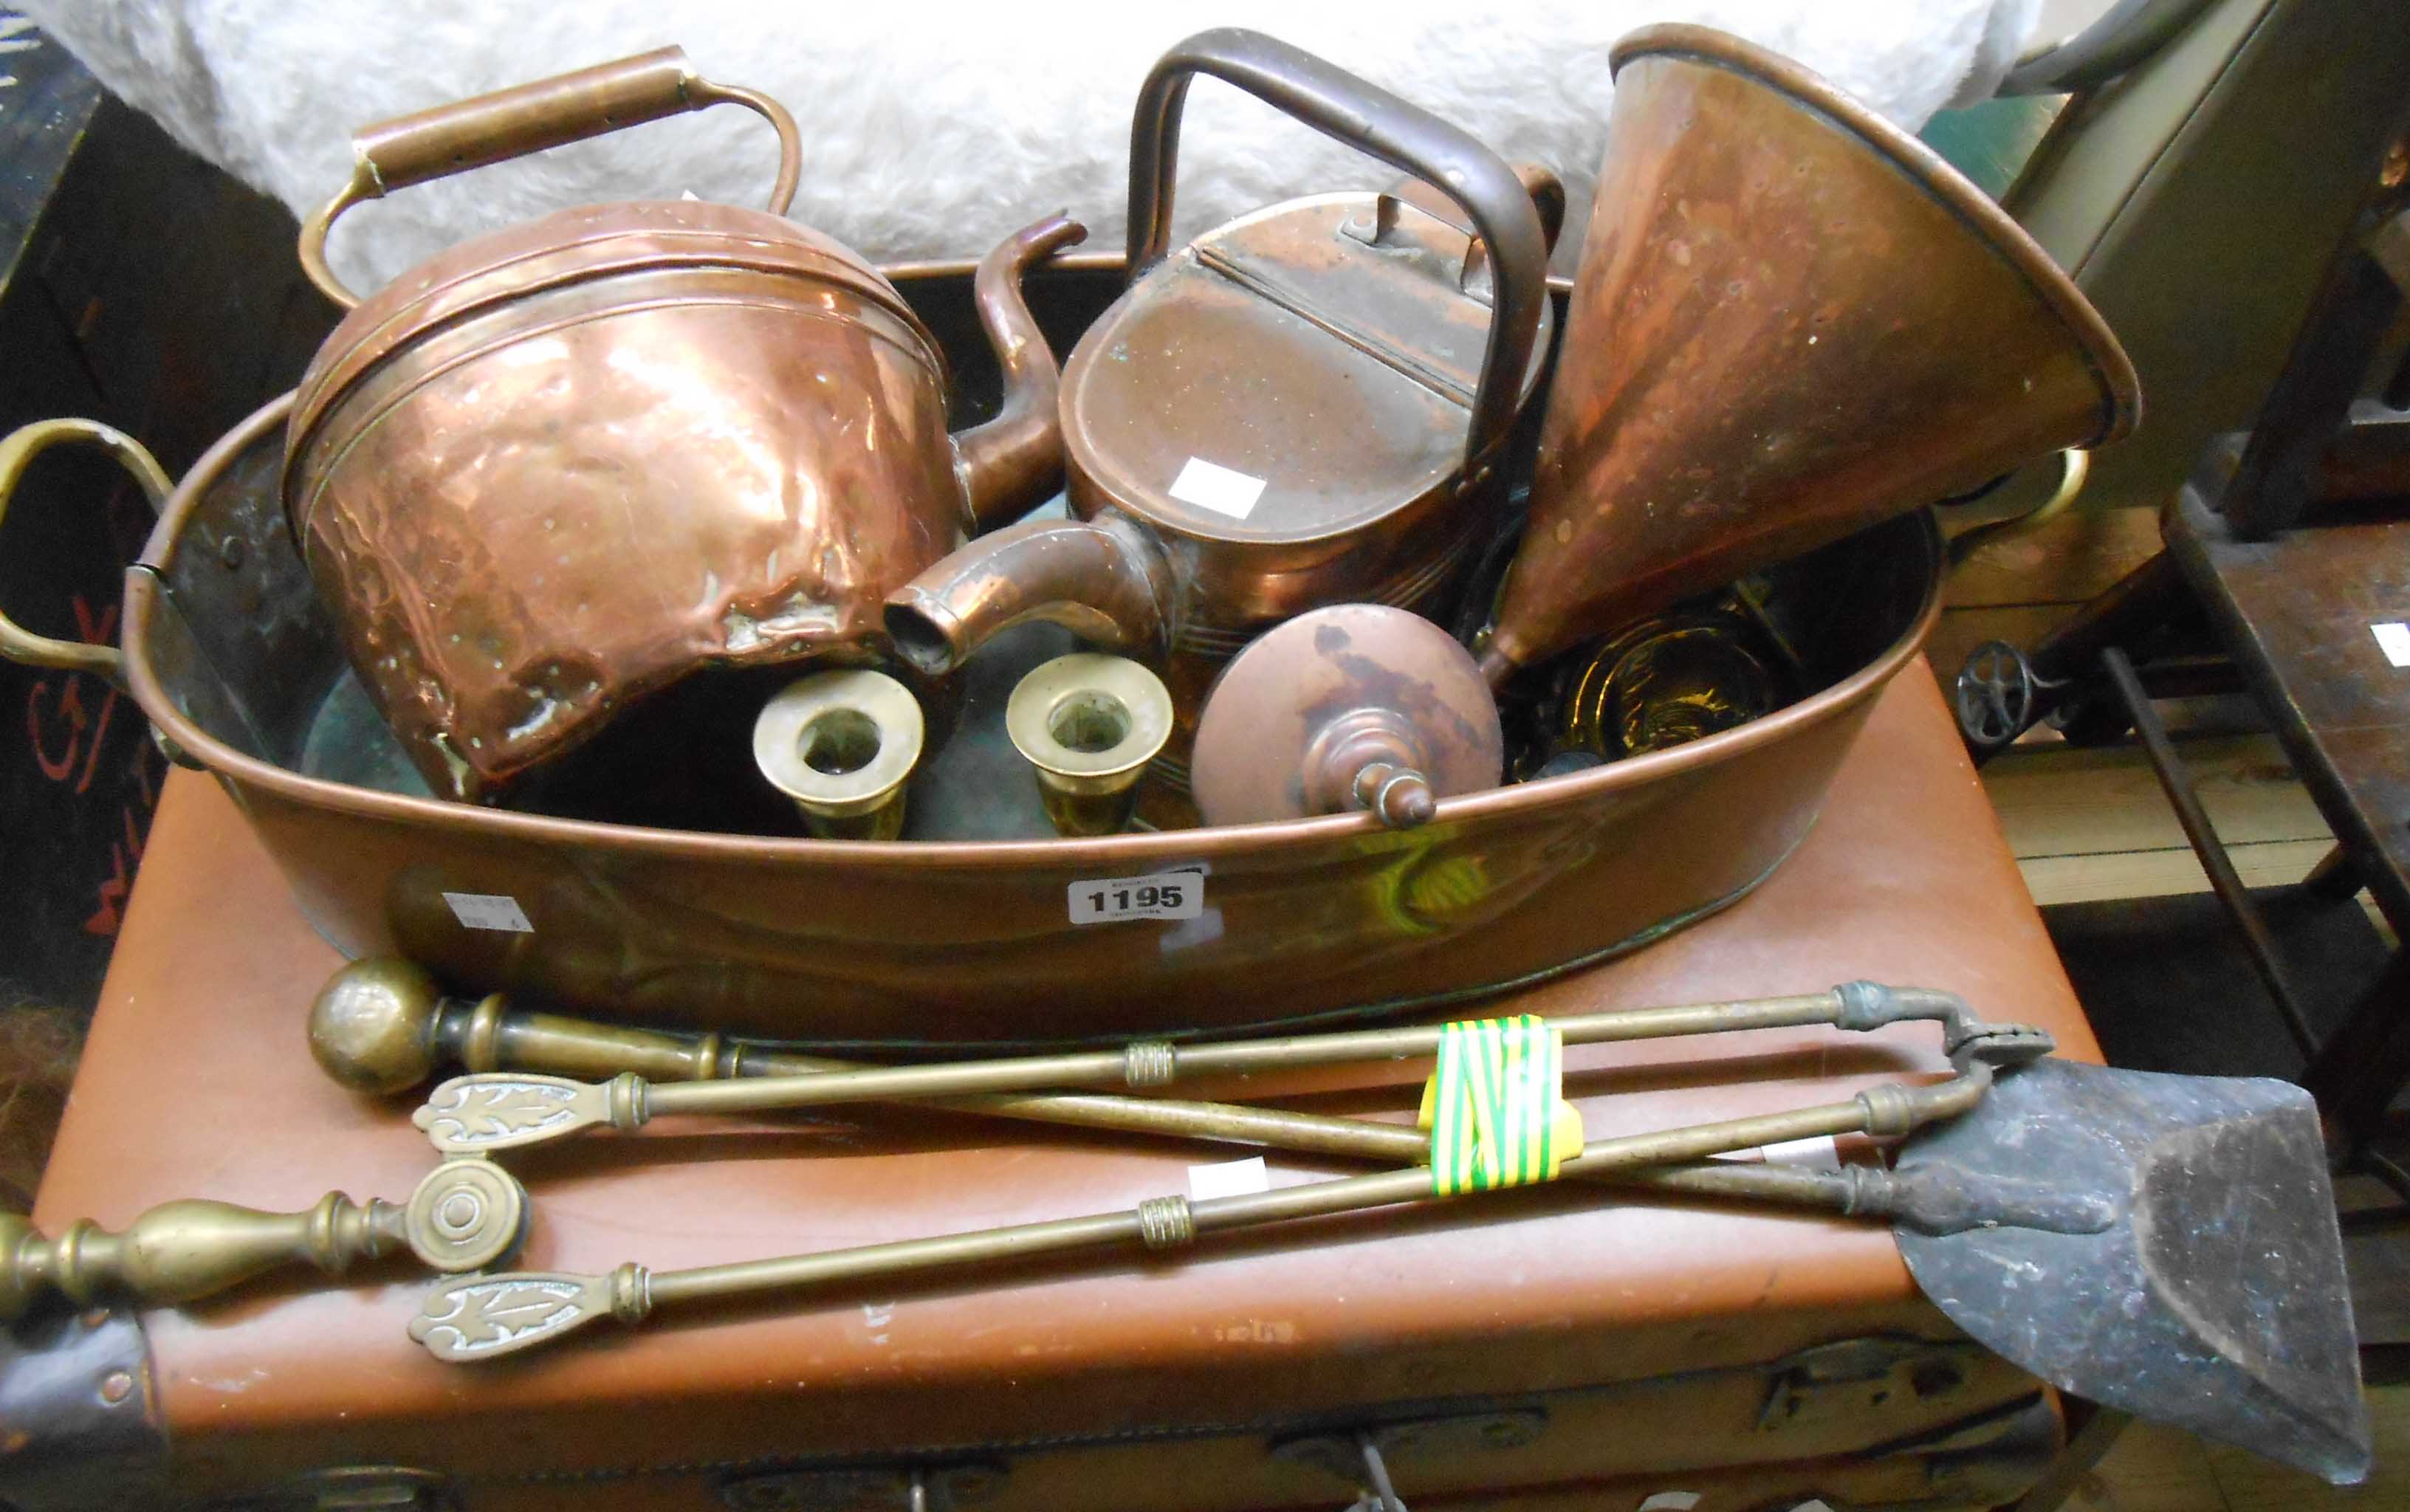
[1418, 1015, 1585, 1195]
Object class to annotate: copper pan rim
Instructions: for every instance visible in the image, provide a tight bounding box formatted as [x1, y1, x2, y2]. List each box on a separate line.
[126, 268, 1940, 870]
[1610, 23, 2140, 448]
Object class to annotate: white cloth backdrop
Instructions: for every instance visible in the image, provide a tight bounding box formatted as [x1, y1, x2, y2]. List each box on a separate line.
[21, 1, 2038, 296]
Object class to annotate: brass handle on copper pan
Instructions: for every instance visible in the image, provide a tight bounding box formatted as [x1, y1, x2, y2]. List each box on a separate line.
[297, 45, 806, 309]
[1945, 447, 2093, 568]
[1125, 28, 1548, 487]
[0, 419, 172, 692]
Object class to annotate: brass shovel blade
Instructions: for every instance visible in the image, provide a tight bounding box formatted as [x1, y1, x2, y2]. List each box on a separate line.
[1896, 1058, 2369, 1484]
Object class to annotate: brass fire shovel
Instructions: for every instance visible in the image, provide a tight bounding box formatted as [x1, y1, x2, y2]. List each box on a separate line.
[1892, 1058, 2369, 1484]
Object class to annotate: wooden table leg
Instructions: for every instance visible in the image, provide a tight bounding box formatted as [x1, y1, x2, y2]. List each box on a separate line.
[2005, 1403, 2132, 1512]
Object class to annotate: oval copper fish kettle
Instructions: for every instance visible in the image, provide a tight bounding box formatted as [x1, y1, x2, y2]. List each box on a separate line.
[0, 21, 2143, 1048]
[59, 249, 1942, 1047]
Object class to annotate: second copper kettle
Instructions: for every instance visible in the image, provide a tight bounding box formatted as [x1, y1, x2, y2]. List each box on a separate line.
[281, 48, 1082, 803]
[884, 29, 1554, 814]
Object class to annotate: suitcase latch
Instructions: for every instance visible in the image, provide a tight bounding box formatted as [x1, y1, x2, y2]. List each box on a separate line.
[1271, 1409, 1546, 1508]
[718, 1461, 1006, 1511]
[206, 1465, 461, 1511]
[1757, 1334, 1978, 1432]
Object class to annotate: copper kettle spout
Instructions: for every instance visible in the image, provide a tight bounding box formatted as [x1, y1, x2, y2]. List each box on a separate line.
[884, 514, 1177, 677]
[952, 213, 1089, 529]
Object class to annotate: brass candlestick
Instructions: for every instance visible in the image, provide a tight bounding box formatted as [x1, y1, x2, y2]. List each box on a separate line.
[752, 669, 924, 840]
[1005, 653, 1172, 836]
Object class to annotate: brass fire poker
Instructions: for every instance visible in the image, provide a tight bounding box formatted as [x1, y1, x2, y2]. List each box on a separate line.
[411, 1022, 2057, 1367]
[413, 976, 2045, 1154]
[0, 1158, 526, 1320]
[318, 961, 2051, 1220]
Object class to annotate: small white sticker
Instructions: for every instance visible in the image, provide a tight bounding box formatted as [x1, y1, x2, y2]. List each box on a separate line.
[1759, 1135, 1842, 1169]
[1167, 456, 1268, 520]
[2372, 622, 2410, 667]
[1068, 870, 1204, 924]
[1712, 1135, 1840, 1168]
[442, 891, 533, 933]
[1188, 1156, 1272, 1201]
[1638, 1495, 1703, 1512]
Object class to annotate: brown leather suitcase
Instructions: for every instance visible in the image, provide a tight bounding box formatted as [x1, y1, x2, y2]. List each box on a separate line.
[8, 670, 2099, 1511]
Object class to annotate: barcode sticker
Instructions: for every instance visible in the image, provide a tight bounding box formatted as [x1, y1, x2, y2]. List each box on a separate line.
[1167, 456, 1268, 520]
[442, 892, 534, 933]
[1068, 870, 1204, 924]
[2372, 622, 2410, 667]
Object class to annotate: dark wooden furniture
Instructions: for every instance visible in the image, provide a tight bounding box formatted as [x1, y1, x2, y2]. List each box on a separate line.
[0, 10, 332, 1019]
[1957, 173, 2410, 1175]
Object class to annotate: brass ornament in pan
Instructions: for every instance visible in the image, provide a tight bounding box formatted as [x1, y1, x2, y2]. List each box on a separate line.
[752, 670, 925, 840]
[1005, 653, 1173, 836]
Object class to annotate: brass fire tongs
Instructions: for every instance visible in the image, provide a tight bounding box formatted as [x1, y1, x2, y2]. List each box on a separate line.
[410, 981, 2043, 1163]
[370, 966, 2049, 1361]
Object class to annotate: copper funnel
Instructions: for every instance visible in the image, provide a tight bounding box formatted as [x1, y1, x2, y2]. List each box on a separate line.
[1478, 25, 2140, 685]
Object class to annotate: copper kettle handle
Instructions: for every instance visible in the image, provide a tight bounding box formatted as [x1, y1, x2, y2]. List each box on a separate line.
[297, 46, 805, 309]
[1125, 28, 1548, 486]
[0, 419, 171, 692]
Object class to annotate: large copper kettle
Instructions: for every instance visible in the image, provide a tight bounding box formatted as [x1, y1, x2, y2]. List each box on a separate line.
[282, 48, 1082, 803]
[883, 30, 1553, 814]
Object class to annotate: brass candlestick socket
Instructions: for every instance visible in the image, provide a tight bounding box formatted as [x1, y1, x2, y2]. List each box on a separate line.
[1006, 654, 1173, 836]
[752, 669, 924, 839]
[1192, 605, 1503, 830]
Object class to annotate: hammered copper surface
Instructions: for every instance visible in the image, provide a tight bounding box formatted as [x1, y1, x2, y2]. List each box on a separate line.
[289, 146, 1080, 802]
[1480, 25, 2140, 684]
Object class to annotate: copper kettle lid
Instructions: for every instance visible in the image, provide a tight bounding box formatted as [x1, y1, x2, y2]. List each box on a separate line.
[286, 199, 941, 498]
[1062, 189, 1553, 546]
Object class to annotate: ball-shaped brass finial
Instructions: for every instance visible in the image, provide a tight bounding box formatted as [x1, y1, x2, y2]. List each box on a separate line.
[309, 958, 445, 1095]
